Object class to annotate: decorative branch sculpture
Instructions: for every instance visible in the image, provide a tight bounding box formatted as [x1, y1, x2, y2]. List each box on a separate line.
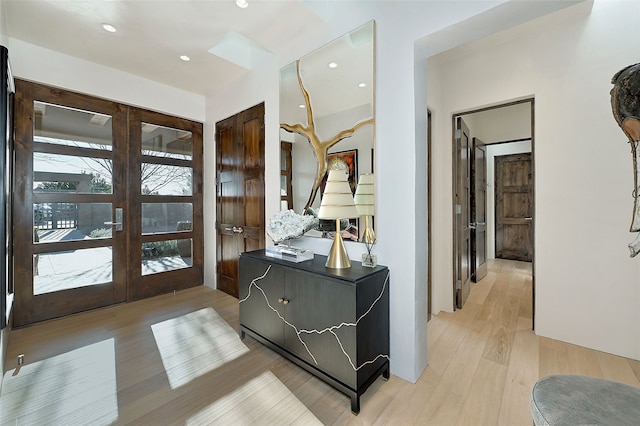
[280, 59, 374, 213]
[610, 62, 640, 257]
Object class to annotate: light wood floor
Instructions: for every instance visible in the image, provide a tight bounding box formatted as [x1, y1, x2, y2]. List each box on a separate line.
[2, 258, 640, 425]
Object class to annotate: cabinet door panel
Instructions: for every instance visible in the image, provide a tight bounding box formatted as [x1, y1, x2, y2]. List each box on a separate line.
[285, 271, 356, 387]
[239, 257, 285, 346]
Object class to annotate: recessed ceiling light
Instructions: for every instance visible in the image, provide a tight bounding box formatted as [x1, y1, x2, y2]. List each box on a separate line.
[180, 55, 191, 62]
[358, 82, 367, 88]
[102, 23, 117, 33]
[236, 0, 249, 8]
[298, 104, 306, 109]
[328, 62, 338, 69]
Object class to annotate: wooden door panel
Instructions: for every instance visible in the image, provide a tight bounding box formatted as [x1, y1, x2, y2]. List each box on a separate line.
[501, 224, 532, 253]
[243, 118, 262, 168]
[455, 117, 472, 309]
[128, 108, 203, 301]
[12, 80, 128, 326]
[471, 138, 488, 282]
[216, 103, 265, 298]
[503, 192, 531, 218]
[218, 232, 239, 297]
[495, 153, 533, 262]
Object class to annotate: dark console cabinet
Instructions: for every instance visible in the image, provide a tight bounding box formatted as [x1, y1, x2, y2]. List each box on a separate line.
[239, 249, 389, 413]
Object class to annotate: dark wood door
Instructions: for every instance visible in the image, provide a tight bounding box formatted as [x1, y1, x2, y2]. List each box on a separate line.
[471, 137, 488, 282]
[495, 153, 533, 262]
[216, 103, 265, 298]
[454, 117, 472, 309]
[127, 108, 204, 301]
[12, 80, 204, 327]
[12, 80, 128, 326]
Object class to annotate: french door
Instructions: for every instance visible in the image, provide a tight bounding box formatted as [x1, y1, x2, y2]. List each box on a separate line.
[12, 80, 202, 327]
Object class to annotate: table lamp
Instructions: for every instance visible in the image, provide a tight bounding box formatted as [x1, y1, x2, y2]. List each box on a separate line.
[354, 173, 376, 266]
[318, 169, 359, 268]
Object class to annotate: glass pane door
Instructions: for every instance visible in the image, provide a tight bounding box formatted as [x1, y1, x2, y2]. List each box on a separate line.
[12, 81, 203, 326]
[12, 82, 127, 327]
[127, 109, 203, 300]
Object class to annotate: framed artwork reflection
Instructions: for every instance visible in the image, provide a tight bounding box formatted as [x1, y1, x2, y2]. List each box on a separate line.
[320, 149, 358, 241]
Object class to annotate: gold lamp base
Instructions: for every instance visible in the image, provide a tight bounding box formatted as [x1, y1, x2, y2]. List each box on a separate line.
[326, 219, 351, 269]
[361, 216, 376, 244]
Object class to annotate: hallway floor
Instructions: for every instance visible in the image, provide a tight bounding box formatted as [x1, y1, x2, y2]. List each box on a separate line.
[2, 259, 639, 425]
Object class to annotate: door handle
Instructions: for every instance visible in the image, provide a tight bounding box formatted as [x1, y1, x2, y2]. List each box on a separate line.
[468, 222, 476, 229]
[104, 208, 123, 231]
[524, 217, 533, 221]
[224, 226, 244, 234]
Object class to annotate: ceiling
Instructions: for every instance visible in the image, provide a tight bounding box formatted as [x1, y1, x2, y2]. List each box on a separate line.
[1, 0, 584, 101]
[1, 0, 326, 97]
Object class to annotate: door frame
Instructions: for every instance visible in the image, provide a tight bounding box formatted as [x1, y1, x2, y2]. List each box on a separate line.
[451, 98, 535, 326]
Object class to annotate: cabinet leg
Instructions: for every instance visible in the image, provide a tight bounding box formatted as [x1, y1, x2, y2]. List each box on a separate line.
[351, 394, 360, 414]
[240, 330, 246, 340]
[383, 362, 390, 380]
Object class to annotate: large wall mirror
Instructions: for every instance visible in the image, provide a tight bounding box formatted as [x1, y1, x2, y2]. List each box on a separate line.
[279, 20, 375, 241]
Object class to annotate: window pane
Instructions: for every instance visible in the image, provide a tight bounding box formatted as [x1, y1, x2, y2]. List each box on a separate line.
[34, 203, 112, 240]
[141, 163, 192, 195]
[141, 123, 192, 160]
[142, 203, 192, 234]
[34, 152, 113, 194]
[142, 239, 192, 276]
[34, 247, 113, 295]
[34, 101, 113, 151]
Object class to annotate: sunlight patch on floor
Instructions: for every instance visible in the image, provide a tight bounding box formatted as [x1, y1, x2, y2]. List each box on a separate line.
[0, 339, 118, 425]
[151, 307, 249, 389]
[186, 370, 322, 425]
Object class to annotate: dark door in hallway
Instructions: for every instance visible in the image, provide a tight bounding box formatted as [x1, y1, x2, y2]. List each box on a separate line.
[495, 152, 533, 262]
[454, 117, 472, 309]
[216, 103, 265, 298]
[471, 137, 488, 282]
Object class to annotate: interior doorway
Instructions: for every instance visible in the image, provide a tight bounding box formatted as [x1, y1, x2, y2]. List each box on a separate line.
[452, 99, 534, 323]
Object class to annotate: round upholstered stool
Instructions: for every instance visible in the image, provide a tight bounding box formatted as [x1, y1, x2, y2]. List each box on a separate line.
[531, 375, 640, 425]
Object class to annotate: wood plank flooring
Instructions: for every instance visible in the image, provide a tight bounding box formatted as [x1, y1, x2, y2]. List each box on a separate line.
[2, 258, 639, 425]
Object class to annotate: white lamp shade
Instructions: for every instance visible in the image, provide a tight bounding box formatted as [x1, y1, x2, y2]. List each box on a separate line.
[318, 169, 359, 220]
[354, 173, 375, 216]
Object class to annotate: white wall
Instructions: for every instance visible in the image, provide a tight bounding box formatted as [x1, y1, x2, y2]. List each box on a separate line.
[204, 1, 512, 383]
[463, 101, 531, 143]
[428, 0, 640, 360]
[7, 39, 205, 122]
